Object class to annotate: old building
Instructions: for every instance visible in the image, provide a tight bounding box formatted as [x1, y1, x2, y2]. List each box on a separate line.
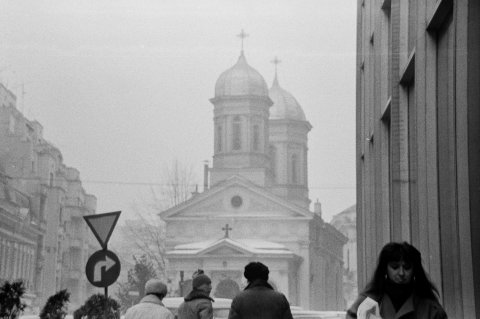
[356, 1, 480, 318]
[331, 204, 357, 308]
[160, 48, 347, 310]
[0, 159, 44, 308]
[0, 83, 97, 310]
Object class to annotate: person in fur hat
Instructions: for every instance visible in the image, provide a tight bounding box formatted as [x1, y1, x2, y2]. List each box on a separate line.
[177, 271, 214, 319]
[125, 279, 174, 319]
[228, 262, 293, 319]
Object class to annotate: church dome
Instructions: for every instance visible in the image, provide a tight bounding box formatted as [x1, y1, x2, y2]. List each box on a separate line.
[269, 76, 306, 121]
[215, 52, 269, 98]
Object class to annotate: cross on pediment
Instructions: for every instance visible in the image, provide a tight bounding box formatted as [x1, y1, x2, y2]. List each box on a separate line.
[222, 223, 232, 238]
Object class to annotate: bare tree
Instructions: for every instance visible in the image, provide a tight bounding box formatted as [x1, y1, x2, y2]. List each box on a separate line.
[150, 158, 198, 210]
[119, 213, 167, 280]
[113, 159, 198, 281]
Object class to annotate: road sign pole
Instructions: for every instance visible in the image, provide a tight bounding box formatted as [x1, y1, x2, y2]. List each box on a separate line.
[104, 243, 109, 319]
[104, 285, 108, 319]
[83, 211, 121, 319]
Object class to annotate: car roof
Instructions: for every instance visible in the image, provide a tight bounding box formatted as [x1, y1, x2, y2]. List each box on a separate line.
[162, 297, 232, 309]
[291, 309, 346, 319]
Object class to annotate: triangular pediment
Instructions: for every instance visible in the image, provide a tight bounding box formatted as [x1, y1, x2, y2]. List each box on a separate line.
[166, 237, 295, 259]
[159, 175, 313, 220]
[201, 242, 253, 257]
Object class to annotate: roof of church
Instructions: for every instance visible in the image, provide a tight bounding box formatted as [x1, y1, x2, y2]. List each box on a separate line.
[158, 174, 314, 220]
[330, 204, 356, 228]
[214, 52, 269, 98]
[167, 237, 295, 257]
[269, 75, 306, 121]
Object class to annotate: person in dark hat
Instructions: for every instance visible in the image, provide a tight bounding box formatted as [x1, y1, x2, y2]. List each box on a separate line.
[177, 271, 214, 319]
[125, 279, 174, 319]
[228, 262, 293, 319]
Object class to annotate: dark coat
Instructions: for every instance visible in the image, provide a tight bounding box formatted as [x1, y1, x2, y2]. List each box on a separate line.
[346, 292, 447, 319]
[228, 280, 293, 319]
[177, 289, 214, 319]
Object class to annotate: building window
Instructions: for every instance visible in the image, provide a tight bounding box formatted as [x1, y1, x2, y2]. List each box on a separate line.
[407, 82, 418, 243]
[216, 125, 223, 152]
[39, 195, 46, 221]
[253, 125, 260, 151]
[381, 100, 392, 241]
[9, 115, 15, 134]
[270, 146, 277, 179]
[291, 154, 298, 184]
[232, 116, 241, 150]
[59, 207, 63, 223]
[408, 0, 417, 54]
[49, 172, 54, 187]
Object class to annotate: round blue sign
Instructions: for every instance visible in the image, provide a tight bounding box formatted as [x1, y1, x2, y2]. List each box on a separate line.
[85, 249, 121, 287]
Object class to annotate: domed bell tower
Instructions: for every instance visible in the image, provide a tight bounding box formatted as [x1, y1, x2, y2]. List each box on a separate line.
[209, 31, 273, 187]
[268, 57, 312, 208]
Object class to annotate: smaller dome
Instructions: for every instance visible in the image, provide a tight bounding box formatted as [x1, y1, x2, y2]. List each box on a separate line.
[269, 76, 306, 121]
[215, 52, 269, 98]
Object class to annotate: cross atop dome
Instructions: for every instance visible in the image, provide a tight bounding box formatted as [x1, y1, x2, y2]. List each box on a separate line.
[237, 29, 249, 53]
[271, 56, 282, 83]
[271, 56, 282, 73]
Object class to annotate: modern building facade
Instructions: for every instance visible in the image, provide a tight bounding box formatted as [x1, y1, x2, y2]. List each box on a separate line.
[356, 1, 480, 318]
[0, 83, 97, 310]
[160, 49, 347, 310]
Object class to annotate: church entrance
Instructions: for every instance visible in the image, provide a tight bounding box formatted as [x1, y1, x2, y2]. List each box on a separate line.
[214, 278, 240, 299]
[180, 279, 192, 297]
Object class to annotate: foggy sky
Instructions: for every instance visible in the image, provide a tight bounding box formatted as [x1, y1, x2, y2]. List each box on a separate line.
[0, 0, 357, 222]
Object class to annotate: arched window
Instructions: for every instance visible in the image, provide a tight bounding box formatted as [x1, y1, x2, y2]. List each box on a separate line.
[269, 146, 277, 179]
[216, 125, 223, 152]
[253, 125, 260, 151]
[49, 172, 54, 187]
[232, 116, 241, 150]
[291, 154, 298, 184]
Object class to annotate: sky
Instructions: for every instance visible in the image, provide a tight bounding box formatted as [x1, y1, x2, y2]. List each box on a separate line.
[1, 0, 357, 223]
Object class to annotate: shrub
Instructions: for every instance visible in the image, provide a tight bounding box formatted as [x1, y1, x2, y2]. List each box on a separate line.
[40, 290, 70, 319]
[74, 294, 120, 319]
[0, 280, 26, 319]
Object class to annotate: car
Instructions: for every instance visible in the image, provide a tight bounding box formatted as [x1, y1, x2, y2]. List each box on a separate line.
[291, 307, 346, 319]
[162, 297, 232, 319]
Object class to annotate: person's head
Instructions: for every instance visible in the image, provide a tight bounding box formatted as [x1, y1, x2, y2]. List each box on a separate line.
[145, 279, 168, 300]
[365, 242, 439, 300]
[192, 269, 205, 278]
[192, 273, 212, 294]
[244, 262, 269, 283]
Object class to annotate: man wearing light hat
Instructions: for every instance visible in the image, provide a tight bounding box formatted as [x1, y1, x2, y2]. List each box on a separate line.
[177, 270, 214, 319]
[125, 279, 174, 319]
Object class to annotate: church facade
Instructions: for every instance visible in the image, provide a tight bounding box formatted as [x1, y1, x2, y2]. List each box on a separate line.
[159, 49, 346, 310]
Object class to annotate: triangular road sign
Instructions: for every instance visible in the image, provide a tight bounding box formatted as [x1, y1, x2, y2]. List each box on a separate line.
[84, 211, 121, 249]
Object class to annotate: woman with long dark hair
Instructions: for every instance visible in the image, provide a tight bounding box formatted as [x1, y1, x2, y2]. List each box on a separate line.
[347, 242, 447, 319]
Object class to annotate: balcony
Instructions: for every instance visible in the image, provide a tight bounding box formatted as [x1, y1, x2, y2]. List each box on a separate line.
[65, 206, 84, 219]
[64, 197, 85, 208]
[70, 238, 83, 248]
[66, 269, 83, 280]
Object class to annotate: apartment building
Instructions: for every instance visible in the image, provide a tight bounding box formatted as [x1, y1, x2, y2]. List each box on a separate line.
[0, 83, 97, 310]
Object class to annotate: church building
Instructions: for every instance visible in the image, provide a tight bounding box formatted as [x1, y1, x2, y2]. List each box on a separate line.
[159, 40, 346, 310]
